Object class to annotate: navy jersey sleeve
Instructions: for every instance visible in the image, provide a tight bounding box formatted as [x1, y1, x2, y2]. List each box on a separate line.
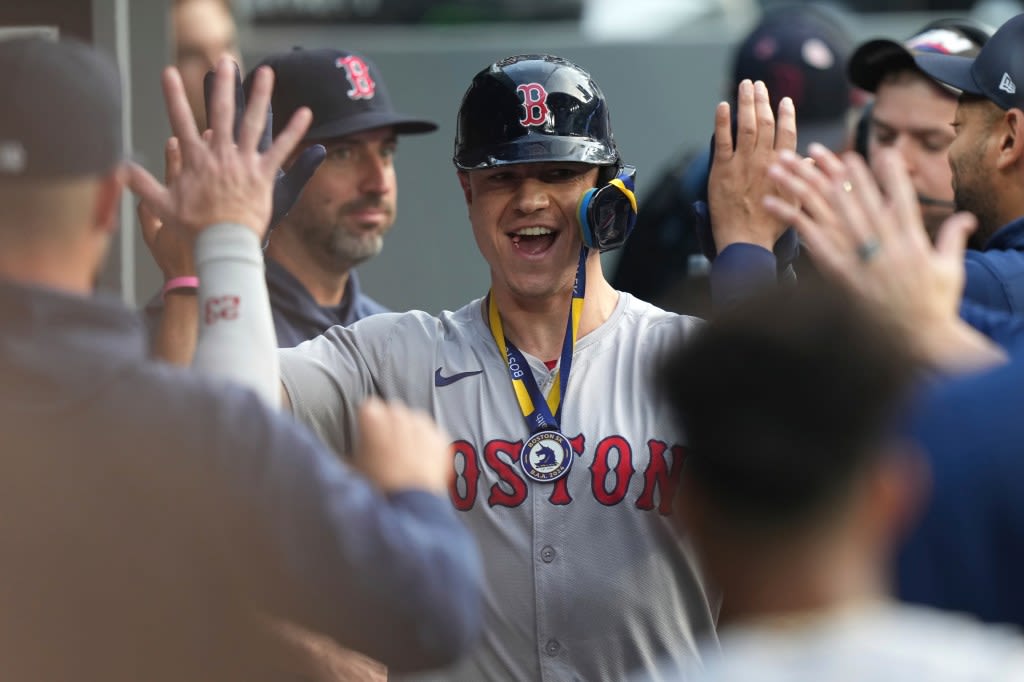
[709, 243, 778, 314]
[200, 385, 484, 672]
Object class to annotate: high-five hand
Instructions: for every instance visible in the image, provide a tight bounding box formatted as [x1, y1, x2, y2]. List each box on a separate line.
[127, 57, 312, 239]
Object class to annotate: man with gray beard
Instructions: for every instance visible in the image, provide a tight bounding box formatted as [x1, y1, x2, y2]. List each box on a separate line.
[239, 48, 436, 346]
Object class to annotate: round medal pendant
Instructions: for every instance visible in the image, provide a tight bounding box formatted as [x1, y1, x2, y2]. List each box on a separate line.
[520, 430, 574, 483]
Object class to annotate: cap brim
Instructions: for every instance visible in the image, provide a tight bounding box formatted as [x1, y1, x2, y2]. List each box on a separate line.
[848, 39, 916, 93]
[304, 111, 437, 141]
[914, 53, 981, 96]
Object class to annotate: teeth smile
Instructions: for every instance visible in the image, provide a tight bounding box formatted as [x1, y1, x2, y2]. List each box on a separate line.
[512, 227, 554, 236]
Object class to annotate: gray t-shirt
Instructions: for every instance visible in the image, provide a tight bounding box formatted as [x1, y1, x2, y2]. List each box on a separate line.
[280, 292, 717, 682]
[636, 602, 1024, 681]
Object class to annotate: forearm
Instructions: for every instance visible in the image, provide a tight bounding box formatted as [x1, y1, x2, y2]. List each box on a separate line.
[152, 293, 199, 366]
[710, 242, 778, 314]
[193, 223, 281, 408]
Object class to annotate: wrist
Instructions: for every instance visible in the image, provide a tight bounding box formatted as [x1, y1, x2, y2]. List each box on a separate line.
[161, 275, 199, 301]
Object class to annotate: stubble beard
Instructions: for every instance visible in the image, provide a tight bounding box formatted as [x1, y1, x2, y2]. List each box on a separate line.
[954, 177, 1000, 251]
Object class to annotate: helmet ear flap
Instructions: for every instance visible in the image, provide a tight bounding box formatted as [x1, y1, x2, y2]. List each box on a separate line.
[578, 165, 638, 252]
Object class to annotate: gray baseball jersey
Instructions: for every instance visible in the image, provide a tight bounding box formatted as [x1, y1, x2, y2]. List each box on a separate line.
[280, 292, 717, 681]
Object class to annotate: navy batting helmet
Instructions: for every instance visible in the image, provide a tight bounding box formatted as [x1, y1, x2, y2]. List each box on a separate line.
[453, 54, 620, 170]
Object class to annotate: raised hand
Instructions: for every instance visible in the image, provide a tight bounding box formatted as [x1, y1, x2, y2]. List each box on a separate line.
[127, 57, 312, 239]
[763, 144, 1001, 371]
[708, 79, 798, 252]
[202, 64, 326, 234]
[138, 136, 196, 279]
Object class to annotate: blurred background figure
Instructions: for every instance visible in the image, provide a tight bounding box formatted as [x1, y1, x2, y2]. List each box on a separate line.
[173, 0, 241, 130]
[645, 284, 1024, 680]
[847, 18, 991, 241]
[611, 3, 856, 317]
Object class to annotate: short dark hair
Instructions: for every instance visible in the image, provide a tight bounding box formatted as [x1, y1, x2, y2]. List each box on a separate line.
[658, 284, 921, 531]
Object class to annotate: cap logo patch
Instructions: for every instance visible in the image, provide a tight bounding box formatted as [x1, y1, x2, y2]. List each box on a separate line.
[336, 55, 376, 100]
[801, 38, 834, 70]
[517, 83, 549, 127]
[907, 29, 975, 56]
[1000, 72, 1017, 94]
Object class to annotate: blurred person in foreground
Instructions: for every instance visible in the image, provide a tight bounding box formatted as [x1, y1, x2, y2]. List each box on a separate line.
[766, 117, 1024, 626]
[646, 278, 1024, 680]
[0, 35, 483, 682]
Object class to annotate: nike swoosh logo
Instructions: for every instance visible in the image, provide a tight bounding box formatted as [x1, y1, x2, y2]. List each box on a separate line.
[434, 367, 483, 387]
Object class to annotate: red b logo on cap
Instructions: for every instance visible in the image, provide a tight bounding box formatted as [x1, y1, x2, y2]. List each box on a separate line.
[336, 56, 376, 100]
[517, 83, 548, 127]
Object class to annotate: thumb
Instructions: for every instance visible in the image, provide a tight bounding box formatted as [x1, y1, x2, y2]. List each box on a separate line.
[935, 211, 976, 264]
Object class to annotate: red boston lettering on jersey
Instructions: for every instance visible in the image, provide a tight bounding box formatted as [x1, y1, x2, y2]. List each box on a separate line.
[449, 440, 480, 512]
[203, 295, 240, 325]
[636, 440, 687, 515]
[590, 436, 635, 507]
[336, 56, 376, 100]
[517, 83, 549, 127]
[548, 434, 586, 506]
[485, 439, 528, 508]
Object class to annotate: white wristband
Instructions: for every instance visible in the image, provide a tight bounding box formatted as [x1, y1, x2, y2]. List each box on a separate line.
[193, 223, 280, 408]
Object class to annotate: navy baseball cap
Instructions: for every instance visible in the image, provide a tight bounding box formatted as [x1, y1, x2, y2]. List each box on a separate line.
[0, 36, 123, 179]
[915, 13, 1024, 111]
[732, 5, 854, 151]
[248, 47, 437, 142]
[848, 19, 990, 94]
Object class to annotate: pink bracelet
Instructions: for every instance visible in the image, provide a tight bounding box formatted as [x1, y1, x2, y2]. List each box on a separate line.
[161, 276, 200, 301]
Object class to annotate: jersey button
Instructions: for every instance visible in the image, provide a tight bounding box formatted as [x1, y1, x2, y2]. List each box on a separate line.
[540, 546, 556, 563]
[544, 639, 561, 656]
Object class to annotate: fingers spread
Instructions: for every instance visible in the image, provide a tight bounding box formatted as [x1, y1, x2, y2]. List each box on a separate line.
[713, 101, 734, 161]
[239, 65, 274, 152]
[734, 79, 757, 154]
[265, 106, 313, 173]
[873, 148, 929, 251]
[126, 162, 172, 219]
[208, 57, 240, 151]
[935, 211, 977, 265]
[161, 67, 202, 149]
[164, 137, 182, 185]
[775, 96, 797, 153]
[753, 80, 775, 151]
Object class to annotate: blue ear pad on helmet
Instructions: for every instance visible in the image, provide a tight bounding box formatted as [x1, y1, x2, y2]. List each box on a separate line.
[578, 164, 638, 252]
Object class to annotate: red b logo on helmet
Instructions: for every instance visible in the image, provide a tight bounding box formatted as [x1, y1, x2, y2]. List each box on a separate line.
[336, 56, 376, 100]
[517, 83, 549, 127]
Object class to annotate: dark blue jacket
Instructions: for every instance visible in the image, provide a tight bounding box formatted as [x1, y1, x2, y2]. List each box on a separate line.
[1, 279, 482, 681]
[897, 348, 1024, 627]
[266, 257, 388, 347]
[963, 216, 1024, 314]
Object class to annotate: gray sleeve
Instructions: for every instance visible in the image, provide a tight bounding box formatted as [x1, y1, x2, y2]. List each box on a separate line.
[279, 313, 406, 456]
[193, 223, 281, 408]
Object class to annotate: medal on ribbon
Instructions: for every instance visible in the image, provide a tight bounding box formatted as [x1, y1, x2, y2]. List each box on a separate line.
[488, 247, 587, 483]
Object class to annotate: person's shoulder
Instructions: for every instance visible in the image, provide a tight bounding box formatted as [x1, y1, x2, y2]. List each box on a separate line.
[122, 361, 295, 444]
[862, 605, 1024, 678]
[619, 292, 704, 334]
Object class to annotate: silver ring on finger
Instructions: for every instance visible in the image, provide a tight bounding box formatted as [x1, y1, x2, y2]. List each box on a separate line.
[856, 237, 882, 263]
